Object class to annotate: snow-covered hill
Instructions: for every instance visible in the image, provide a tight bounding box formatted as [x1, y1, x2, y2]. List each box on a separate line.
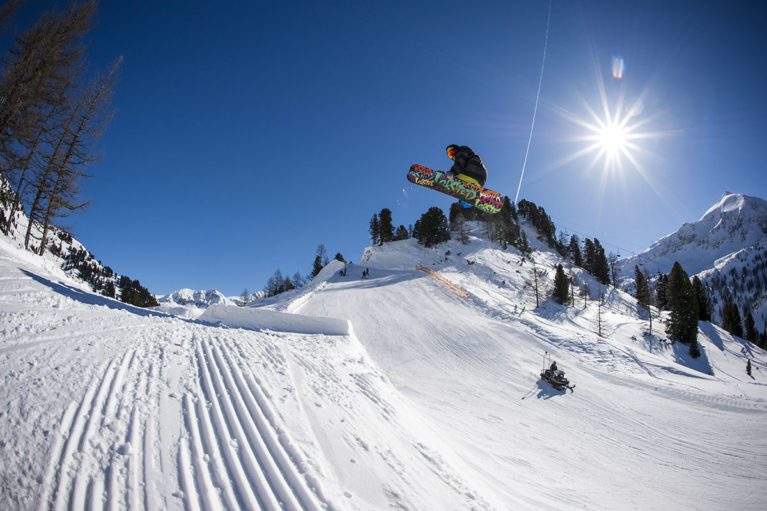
[2, 222, 766, 510]
[619, 192, 767, 330]
[1, 180, 156, 306]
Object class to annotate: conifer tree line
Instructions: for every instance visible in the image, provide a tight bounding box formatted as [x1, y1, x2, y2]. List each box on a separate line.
[514, 201, 618, 288]
[56, 235, 157, 307]
[369, 208, 409, 246]
[634, 260, 767, 349]
[261, 244, 351, 299]
[516, 199, 557, 249]
[0, 3, 162, 308]
[665, 262, 701, 357]
[262, 269, 305, 298]
[449, 197, 530, 252]
[632, 263, 703, 357]
[0, 2, 120, 255]
[703, 247, 767, 348]
[414, 207, 450, 247]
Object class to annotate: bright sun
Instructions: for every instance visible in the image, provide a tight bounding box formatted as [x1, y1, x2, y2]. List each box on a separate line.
[599, 122, 627, 154]
[539, 60, 679, 206]
[553, 91, 652, 176]
[532, 56, 681, 214]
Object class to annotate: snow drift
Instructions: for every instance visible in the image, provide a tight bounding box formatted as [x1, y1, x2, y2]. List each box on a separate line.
[199, 303, 349, 336]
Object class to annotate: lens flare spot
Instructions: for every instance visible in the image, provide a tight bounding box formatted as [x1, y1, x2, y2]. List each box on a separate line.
[611, 55, 624, 80]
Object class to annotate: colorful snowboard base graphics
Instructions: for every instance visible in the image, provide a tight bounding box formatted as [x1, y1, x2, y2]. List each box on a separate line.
[407, 163, 503, 214]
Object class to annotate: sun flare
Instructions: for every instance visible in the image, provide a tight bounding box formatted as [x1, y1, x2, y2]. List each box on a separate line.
[551, 86, 662, 179]
[599, 122, 627, 154]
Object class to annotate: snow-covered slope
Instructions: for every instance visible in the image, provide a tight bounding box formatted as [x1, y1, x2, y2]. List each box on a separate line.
[620, 192, 767, 276]
[620, 192, 767, 329]
[0, 235, 488, 510]
[1, 180, 155, 305]
[698, 239, 767, 326]
[2, 222, 766, 510]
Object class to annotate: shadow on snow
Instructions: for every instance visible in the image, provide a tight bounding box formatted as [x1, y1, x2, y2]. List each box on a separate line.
[22, 270, 168, 318]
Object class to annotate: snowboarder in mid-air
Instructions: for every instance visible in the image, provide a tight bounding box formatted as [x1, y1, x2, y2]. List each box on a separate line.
[406, 145, 502, 213]
[445, 144, 489, 208]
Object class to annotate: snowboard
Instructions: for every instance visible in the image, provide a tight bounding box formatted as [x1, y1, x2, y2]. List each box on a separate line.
[407, 163, 504, 214]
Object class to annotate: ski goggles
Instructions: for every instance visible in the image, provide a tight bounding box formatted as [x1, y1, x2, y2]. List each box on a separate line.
[446, 146, 457, 159]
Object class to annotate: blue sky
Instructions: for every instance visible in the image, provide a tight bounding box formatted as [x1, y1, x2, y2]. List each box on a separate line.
[9, 1, 767, 295]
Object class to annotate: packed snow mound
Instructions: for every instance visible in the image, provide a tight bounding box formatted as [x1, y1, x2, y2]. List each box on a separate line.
[620, 192, 767, 276]
[200, 303, 349, 335]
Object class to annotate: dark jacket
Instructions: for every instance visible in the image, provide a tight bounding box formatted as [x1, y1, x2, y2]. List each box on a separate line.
[449, 146, 488, 186]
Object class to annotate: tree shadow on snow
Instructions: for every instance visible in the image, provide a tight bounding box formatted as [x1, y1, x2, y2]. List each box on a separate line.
[699, 322, 726, 351]
[672, 340, 714, 376]
[328, 268, 427, 291]
[22, 270, 167, 318]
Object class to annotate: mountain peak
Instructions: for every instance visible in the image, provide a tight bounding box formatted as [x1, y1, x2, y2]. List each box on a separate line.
[160, 288, 233, 307]
[700, 192, 766, 222]
[621, 192, 767, 277]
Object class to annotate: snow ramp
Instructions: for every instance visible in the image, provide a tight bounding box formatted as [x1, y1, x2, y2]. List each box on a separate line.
[200, 303, 349, 335]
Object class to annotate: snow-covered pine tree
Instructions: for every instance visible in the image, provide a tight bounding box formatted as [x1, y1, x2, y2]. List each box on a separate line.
[553, 264, 569, 305]
[583, 239, 596, 274]
[592, 240, 610, 285]
[655, 273, 668, 310]
[394, 225, 409, 241]
[634, 266, 651, 313]
[369, 214, 380, 246]
[665, 262, 699, 355]
[692, 276, 711, 321]
[568, 235, 583, 267]
[518, 230, 531, 254]
[379, 208, 394, 244]
[414, 207, 450, 248]
[311, 244, 327, 278]
[722, 300, 744, 338]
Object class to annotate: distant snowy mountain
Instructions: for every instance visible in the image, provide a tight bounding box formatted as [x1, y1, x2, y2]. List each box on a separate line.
[155, 288, 240, 319]
[620, 192, 767, 277]
[620, 192, 767, 330]
[159, 288, 234, 308]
